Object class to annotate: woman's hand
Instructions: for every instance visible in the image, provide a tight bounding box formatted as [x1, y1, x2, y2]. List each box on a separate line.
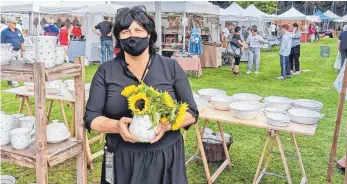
[117, 117, 140, 143]
[150, 122, 172, 144]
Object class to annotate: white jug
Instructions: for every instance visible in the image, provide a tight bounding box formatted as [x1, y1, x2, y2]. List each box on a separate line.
[1, 43, 13, 65]
[19, 116, 35, 130]
[0, 114, 14, 146]
[129, 113, 160, 142]
[11, 114, 25, 129]
[10, 128, 35, 150]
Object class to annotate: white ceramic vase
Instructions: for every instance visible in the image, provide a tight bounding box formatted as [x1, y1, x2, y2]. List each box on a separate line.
[19, 116, 35, 130]
[129, 113, 160, 142]
[55, 46, 66, 65]
[0, 114, 14, 146]
[26, 36, 57, 68]
[1, 43, 13, 65]
[11, 114, 25, 129]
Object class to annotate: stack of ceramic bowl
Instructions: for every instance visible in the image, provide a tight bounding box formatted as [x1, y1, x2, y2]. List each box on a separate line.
[229, 101, 261, 120]
[264, 96, 293, 111]
[1, 44, 13, 65]
[288, 108, 322, 125]
[293, 99, 323, 112]
[232, 93, 263, 102]
[211, 95, 237, 111]
[46, 120, 70, 143]
[25, 36, 57, 68]
[197, 88, 227, 101]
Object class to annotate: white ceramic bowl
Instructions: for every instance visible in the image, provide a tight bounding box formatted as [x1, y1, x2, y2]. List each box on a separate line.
[24, 82, 34, 91]
[197, 89, 227, 101]
[293, 99, 323, 112]
[46, 120, 70, 143]
[264, 96, 293, 111]
[194, 97, 208, 112]
[264, 107, 286, 114]
[229, 101, 261, 120]
[0, 175, 16, 184]
[67, 83, 91, 98]
[266, 112, 291, 127]
[288, 108, 321, 125]
[233, 93, 263, 102]
[211, 95, 237, 111]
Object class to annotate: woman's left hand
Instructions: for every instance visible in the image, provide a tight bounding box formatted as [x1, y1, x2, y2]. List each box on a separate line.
[150, 122, 172, 144]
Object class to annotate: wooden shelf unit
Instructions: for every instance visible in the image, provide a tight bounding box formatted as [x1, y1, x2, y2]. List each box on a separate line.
[0, 58, 87, 184]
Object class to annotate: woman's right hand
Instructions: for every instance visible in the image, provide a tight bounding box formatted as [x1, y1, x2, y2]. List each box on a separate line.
[117, 117, 140, 143]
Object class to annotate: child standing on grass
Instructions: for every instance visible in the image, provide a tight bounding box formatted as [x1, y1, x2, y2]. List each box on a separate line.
[277, 24, 292, 80]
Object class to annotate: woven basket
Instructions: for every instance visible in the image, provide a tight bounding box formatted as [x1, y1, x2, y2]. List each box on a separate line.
[202, 133, 233, 163]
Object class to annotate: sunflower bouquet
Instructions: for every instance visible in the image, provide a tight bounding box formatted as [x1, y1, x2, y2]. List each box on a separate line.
[121, 82, 188, 134]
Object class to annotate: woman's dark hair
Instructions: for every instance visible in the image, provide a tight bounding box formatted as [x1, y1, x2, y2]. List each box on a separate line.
[113, 7, 158, 57]
[293, 23, 298, 28]
[60, 22, 66, 27]
[251, 28, 257, 33]
[234, 26, 241, 33]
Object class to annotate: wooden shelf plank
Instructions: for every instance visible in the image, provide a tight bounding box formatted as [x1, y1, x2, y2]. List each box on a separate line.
[0, 61, 81, 82]
[1, 138, 82, 168]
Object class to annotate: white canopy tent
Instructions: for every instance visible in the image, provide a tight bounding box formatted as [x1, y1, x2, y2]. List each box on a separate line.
[244, 4, 277, 36]
[334, 15, 347, 22]
[278, 7, 306, 20]
[220, 2, 257, 20]
[324, 10, 341, 20]
[306, 15, 322, 23]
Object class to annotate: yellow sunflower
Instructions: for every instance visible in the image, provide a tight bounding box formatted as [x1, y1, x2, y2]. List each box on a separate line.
[149, 86, 161, 96]
[128, 93, 150, 115]
[172, 103, 188, 131]
[163, 92, 174, 108]
[160, 117, 169, 123]
[121, 85, 138, 97]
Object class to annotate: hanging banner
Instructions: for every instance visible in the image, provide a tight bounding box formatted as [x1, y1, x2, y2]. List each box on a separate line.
[333, 62, 347, 100]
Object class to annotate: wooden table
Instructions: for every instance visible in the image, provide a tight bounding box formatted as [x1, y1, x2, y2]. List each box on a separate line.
[171, 56, 203, 78]
[2, 86, 103, 169]
[186, 104, 317, 184]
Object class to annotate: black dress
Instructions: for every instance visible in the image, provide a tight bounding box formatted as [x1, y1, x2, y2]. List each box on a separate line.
[84, 54, 199, 184]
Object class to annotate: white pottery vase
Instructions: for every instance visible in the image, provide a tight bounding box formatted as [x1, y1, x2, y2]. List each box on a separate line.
[0, 114, 14, 146]
[0, 43, 13, 65]
[26, 36, 57, 68]
[55, 46, 66, 65]
[129, 113, 160, 142]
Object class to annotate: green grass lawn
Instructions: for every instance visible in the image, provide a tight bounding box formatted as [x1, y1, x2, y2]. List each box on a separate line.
[1, 38, 347, 184]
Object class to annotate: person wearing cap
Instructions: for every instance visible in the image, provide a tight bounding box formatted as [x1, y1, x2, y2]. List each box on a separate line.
[1, 17, 24, 87]
[43, 19, 59, 36]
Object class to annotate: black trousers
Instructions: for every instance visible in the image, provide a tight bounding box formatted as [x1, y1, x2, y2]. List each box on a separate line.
[289, 45, 301, 72]
[315, 31, 320, 41]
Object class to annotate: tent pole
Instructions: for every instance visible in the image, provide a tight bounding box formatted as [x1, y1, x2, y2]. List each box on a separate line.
[182, 12, 186, 52]
[155, 1, 162, 55]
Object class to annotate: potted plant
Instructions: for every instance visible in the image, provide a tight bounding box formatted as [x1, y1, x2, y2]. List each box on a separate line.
[121, 82, 188, 142]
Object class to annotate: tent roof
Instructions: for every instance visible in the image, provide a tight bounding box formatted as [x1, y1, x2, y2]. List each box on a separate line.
[278, 7, 306, 20]
[324, 10, 341, 19]
[224, 2, 251, 17]
[306, 16, 321, 22]
[112, 1, 220, 15]
[74, 4, 124, 15]
[245, 4, 269, 17]
[313, 10, 333, 21]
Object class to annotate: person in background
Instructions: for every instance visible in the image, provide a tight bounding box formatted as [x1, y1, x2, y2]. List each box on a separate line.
[246, 28, 264, 75]
[93, 16, 114, 63]
[338, 25, 347, 69]
[59, 22, 70, 47]
[1, 17, 24, 87]
[232, 26, 248, 76]
[0, 17, 7, 33]
[315, 24, 320, 41]
[43, 19, 59, 36]
[277, 24, 292, 80]
[71, 23, 82, 39]
[221, 24, 232, 48]
[308, 24, 314, 42]
[289, 23, 301, 75]
[270, 23, 276, 36]
[243, 27, 251, 41]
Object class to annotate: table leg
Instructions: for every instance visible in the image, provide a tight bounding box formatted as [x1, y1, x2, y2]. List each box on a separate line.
[85, 133, 94, 169]
[58, 100, 69, 128]
[255, 139, 276, 184]
[275, 132, 292, 184]
[182, 129, 188, 144]
[291, 133, 308, 184]
[24, 97, 33, 116]
[217, 121, 232, 168]
[253, 134, 271, 184]
[70, 103, 75, 137]
[186, 120, 208, 166]
[194, 123, 212, 184]
[47, 100, 54, 122]
[18, 96, 25, 113]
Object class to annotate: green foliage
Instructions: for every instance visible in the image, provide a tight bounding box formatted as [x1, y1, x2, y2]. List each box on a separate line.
[237, 1, 278, 14]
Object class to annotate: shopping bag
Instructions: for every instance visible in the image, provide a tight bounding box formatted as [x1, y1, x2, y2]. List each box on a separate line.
[333, 62, 347, 100]
[334, 51, 342, 70]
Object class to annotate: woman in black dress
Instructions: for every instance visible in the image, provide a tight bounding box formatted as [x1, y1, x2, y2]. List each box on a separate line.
[84, 6, 198, 184]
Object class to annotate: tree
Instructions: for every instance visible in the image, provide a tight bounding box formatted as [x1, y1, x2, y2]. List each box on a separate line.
[210, 1, 277, 14]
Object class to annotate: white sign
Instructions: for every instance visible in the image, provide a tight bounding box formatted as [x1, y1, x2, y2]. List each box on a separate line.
[333, 62, 347, 100]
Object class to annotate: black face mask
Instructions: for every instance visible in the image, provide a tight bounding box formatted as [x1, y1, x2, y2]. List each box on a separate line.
[120, 37, 149, 56]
